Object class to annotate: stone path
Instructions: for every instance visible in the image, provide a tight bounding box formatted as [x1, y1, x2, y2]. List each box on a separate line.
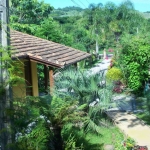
[106, 94, 150, 149]
[88, 59, 111, 75]
[107, 111, 150, 148]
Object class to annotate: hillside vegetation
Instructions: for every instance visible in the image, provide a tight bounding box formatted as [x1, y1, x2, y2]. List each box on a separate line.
[51, 6, 150, 18]
[10, 0, 150, 53]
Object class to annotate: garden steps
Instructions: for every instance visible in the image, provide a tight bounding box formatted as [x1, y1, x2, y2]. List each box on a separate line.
[107, 111, 150, 149]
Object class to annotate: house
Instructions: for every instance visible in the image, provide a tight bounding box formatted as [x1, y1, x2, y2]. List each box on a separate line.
[10, 30, 91, 98]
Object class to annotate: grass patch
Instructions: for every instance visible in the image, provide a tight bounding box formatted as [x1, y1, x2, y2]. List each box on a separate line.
[62, 123, 126, 149]
[85, 126, 135, 150]
[86, 126, 124, 145]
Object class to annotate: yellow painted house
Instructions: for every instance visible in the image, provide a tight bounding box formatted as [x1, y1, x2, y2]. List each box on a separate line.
[10, 30, 91, 98]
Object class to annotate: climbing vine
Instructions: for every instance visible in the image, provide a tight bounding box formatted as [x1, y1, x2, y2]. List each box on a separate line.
[0, 47, 25, 90]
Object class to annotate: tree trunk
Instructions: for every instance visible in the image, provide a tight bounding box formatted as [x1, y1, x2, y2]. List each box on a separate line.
[0, 0, 12, 149]
[52, 127, 63, 150]
[96, 34, 99, 60]
[96, 39, 99, 54]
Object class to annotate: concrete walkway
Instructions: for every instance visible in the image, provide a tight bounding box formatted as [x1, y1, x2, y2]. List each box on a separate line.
[107, 111, 150, 148]
[106, 94, 150, 149]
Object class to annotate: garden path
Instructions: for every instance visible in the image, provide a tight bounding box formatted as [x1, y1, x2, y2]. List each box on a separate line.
[107, 94, 150, 149]
[88, 58, 111, 75]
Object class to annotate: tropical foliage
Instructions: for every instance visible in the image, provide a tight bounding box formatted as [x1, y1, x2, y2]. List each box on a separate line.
[0, 47, 25, 149]
[1, 0, 150, 149]
[54, 68, 112, 105]
[10, 66, 125, 149]
[10, 0, 53, 24]
[10, 0, 150, 52]
[117, 34, 150, 93]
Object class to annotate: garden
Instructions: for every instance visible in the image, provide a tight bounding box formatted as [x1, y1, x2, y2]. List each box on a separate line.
[2, 32, 150, 149]
[0, 0, 150, 149]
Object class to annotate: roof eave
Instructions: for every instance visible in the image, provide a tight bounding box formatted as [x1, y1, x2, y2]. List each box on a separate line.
[64, 54, 91, 67]
[12, 55, 64, 68]
[12, 53, 91, 68]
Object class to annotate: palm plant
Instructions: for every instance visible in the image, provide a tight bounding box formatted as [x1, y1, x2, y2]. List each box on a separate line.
[54, 68, 112, 105]
[54, 68, 113, 129]
[11, 63, 114, 150]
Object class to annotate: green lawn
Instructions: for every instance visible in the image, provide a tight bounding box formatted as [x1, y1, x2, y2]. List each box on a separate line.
[86, 126, 124, 145]
[62, 122, 132, 149]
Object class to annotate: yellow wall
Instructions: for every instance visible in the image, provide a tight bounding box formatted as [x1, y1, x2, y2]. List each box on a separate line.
[12, 60, 39, 98]
[31, 61, 39, 96]
[12, 61, 26, 98]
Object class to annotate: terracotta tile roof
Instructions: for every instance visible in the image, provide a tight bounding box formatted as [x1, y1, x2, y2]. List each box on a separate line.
[10, 30, 91, 68]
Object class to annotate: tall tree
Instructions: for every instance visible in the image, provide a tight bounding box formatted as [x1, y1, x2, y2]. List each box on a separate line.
[87, 3, 104, 54]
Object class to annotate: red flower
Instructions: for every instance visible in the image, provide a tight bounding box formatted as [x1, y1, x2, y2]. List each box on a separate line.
[108, 49, 114, 52]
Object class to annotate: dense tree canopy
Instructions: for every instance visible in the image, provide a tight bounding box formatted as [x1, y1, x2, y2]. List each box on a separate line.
[10, 0, 53, 24]
[10, 0, 150, 52]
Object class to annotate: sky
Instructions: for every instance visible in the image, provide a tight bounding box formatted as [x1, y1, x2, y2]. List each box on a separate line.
[43, 0, 150, 12]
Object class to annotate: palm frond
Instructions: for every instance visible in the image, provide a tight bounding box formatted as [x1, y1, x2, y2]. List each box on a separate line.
[84, 118, 102, 135]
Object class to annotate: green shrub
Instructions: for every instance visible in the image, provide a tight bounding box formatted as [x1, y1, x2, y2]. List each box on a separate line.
[106, 67, 123, 81]
[118, 34, 150, 93]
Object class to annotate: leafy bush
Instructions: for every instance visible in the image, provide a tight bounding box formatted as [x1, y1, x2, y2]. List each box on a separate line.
[106, 67, 123, 81]
[118, 34, 150, 94]
[0, 47, 26, 149]
[12, 94, 107, 150]
[12, 96, 52, 150]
